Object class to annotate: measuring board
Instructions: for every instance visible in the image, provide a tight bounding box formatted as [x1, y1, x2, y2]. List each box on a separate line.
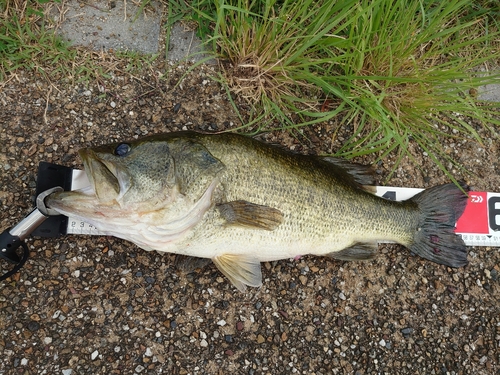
[33, 162, 500, 247]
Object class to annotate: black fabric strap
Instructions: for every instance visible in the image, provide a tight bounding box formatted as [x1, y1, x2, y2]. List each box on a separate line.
[0, 241, 29, 282]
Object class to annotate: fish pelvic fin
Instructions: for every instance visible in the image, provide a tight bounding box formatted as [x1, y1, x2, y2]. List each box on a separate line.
[217, 200, 284, 231]
[327, 242, 378, 261]
[213, 254, 263, 292]
[174, 255, 212, 273]
[407, 182, 469, 268]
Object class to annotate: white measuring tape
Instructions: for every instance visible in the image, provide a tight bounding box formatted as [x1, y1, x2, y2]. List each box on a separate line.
[66, 170, 500, 247]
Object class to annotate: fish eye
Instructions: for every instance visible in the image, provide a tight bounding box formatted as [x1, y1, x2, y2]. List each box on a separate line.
[114, 143, 131, 157]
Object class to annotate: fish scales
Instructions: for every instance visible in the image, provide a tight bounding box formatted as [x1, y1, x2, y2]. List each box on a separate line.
[47, 131, 469, 291]
[187, 134, 417, 255]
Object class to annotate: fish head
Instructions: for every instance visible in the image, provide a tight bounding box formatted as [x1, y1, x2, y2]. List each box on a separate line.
[79, 139, 176, 208]
[47, 138, 178, 220]
[46, 134, 226, 248]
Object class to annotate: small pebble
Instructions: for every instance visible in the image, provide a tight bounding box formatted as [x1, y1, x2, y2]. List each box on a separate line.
[490, 269, 498, 281]
[278, 310, 289, 319]
[27, 321, 40, 332]
[236, 321, 244, 331]
[401, 327, 413, 337]
[299, 275, 307, 285]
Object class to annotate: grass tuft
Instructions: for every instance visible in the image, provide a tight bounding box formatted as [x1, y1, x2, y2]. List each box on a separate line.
[186, 0, 500, 179]
[0, 0, 88, 82]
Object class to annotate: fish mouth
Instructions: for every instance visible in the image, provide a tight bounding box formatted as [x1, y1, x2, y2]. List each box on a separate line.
[79, 149, 131, 203]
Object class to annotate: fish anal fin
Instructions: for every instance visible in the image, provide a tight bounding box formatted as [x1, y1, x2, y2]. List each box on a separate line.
[217, 200, 284, 231]
[327, 242, 378, 261]
[212, 254, 262, 292]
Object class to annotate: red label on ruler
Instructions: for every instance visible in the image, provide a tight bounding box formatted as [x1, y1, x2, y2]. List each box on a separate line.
[455, 192, 488, 234]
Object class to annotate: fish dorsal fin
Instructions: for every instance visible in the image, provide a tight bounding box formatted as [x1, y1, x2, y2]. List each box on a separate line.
[213, 254, 262, 291]
[327, 242, 378, 261]
[319, 157, 376, 192]
[217, 200, 284, 230]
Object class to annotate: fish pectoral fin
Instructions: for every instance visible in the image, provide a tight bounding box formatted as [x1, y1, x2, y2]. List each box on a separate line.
[217, 200, 284, 231]
[327, 242, 378, 261]
[212, 254, 262, 292]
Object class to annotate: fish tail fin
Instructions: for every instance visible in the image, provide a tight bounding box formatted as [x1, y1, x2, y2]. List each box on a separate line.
[407, 182, 469, 268]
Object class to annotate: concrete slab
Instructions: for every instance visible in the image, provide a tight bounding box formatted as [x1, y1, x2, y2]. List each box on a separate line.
[478, 82, 500, 102]
[167, 23, 215, 63]
[56, 0, 163, 54]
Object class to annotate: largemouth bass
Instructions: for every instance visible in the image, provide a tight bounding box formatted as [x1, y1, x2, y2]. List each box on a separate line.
[47, 132, 469, 291]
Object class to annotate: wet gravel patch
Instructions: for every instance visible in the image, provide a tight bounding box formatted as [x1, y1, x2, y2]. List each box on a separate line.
[1, 63, 499, 375]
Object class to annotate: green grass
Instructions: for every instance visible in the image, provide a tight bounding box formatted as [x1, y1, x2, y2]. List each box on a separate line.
[330, 0, 500, 175]
[179, 0, 500, 180]
[0, 0, 160, 83]
[115, 50, 161, 74]
[2, 0, 499, 181]
[0, 1, 74, 80]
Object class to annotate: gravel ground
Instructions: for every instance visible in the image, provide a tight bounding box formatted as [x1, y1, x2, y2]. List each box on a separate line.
[0, 60, 499, 375]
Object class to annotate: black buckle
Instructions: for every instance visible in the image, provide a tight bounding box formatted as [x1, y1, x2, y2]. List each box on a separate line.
[0, 231, 29, 281]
